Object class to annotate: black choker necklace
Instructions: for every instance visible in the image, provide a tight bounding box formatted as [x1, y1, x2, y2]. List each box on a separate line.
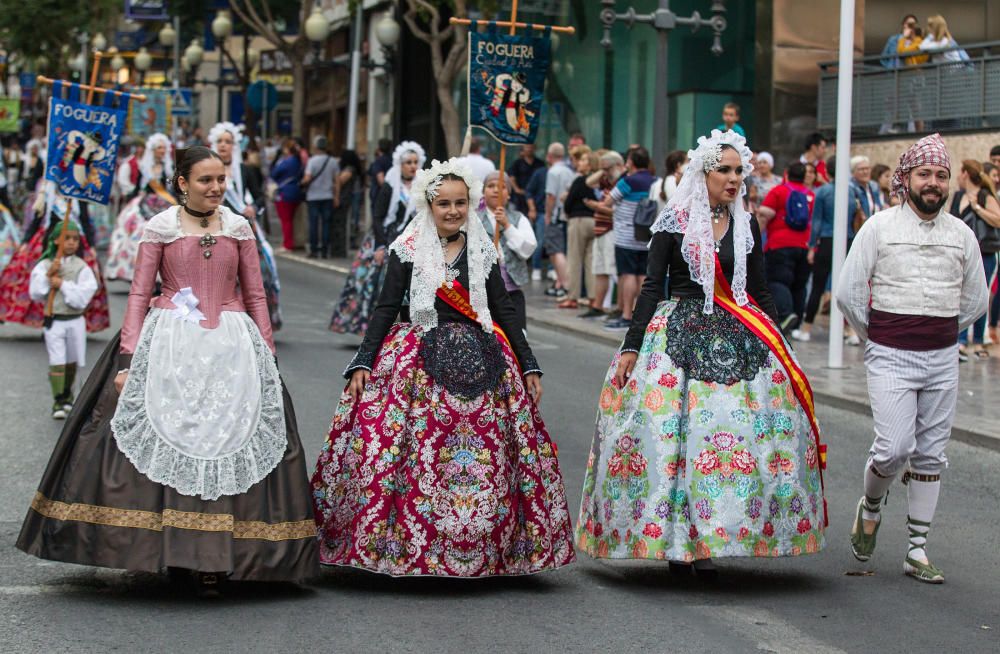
[184, 205, 215, 228]
[439, 231, 463, 247]
[711, 204, 729, 225]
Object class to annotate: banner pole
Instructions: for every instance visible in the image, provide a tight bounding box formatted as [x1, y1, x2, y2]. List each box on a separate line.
[85, 53, 102, 105]
[45, 52, 105, 319]
[494, 0, 519, 249]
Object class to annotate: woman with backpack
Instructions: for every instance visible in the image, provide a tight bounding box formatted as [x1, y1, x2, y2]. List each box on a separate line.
[952, 160, 1000, 361]
[576, 130, 827, 577]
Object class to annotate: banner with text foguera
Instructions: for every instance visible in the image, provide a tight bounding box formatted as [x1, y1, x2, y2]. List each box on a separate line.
[45, 83, 129, 205]
[468, 24, 551, 146]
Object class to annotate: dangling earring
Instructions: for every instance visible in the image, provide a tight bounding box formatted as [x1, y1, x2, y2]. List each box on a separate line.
[181, 191, 189, 206]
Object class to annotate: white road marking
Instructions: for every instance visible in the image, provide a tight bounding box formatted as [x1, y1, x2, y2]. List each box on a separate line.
[711, 606, 846, 654]
[0, 584, 88, 595]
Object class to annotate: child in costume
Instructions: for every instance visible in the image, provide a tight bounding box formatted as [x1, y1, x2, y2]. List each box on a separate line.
[28, 221, 98, 418]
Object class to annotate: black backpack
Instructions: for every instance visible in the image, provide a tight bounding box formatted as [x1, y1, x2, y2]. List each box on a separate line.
[633, 197, 659, 242]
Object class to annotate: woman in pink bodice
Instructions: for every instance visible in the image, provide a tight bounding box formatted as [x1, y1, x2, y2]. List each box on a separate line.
[17, 147, 317, 596]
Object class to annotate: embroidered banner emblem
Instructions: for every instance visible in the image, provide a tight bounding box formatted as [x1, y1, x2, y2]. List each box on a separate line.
[45, 82, 130, 206]
[468, 24, 552, 146]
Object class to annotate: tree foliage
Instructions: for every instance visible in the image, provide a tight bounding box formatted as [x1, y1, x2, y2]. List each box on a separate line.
[227, 0, 313, 136]
[0, 0, 119, 61]
[404, 0, 501, 155]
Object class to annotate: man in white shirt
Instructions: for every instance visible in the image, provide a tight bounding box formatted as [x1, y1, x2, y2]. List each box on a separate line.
[461, 137, 497, 182]
[836, 134, 988, 584]
[543, 143, 575, 297]
[302, 135, 339, 258]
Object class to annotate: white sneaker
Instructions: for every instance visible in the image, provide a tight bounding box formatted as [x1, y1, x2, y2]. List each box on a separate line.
[52, 408, 67, 420]
[531, 270, 542, 282]
[546, 269, 557, 281]
[791, 329, 811, 342]
[845, 334, 861, 346]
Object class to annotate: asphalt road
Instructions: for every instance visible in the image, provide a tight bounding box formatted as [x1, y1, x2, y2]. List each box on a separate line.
[0, 258, 997, 653]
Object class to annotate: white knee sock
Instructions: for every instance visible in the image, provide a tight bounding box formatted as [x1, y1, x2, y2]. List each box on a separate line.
[862, 464, 894, 522]
[906, 475, 941, 562]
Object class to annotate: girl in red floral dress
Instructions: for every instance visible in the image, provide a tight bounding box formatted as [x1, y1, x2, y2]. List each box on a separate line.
[312, 158, 575, 577]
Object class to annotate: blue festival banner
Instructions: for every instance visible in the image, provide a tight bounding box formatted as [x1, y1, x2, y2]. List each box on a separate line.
[468, 24, 552, 146]
[45, 83, 129, 206]
[128, 87, 171, 139]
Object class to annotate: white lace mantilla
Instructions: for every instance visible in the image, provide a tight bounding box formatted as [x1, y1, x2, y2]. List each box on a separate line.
[390, 157, 496, 333]
[139, 205, 256, 244]
[111, 308, 286, 500]
[652, 129, 755, 314]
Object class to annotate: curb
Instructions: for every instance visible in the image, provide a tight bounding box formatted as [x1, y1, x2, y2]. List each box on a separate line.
[277, 250, 999, 453]
[275, 250, 351, 275]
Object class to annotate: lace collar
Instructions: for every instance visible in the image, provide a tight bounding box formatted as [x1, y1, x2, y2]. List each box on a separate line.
[140, 205, 256, 244]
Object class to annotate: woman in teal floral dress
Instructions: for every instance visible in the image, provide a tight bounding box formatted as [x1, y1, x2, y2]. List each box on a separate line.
[577, 130, 827, 576]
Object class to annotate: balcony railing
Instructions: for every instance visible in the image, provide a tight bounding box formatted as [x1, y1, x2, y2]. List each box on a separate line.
[817, 40, 1000, 137]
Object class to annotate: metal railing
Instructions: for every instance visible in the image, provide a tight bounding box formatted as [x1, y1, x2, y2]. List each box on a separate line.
[817, 39, 1000, 137]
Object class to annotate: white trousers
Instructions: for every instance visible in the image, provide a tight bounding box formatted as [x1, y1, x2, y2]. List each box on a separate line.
[865, 341, 957, 476]
[44, 316, 87, 367]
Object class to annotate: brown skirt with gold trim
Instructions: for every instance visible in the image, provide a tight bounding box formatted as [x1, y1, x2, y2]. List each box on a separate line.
[16, 331, 318, 582]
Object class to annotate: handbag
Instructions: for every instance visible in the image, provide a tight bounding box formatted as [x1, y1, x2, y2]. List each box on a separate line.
[953, 190, 1000, 253]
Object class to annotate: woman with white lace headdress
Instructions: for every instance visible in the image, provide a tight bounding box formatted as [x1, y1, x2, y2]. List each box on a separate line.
[208, 121, 282, 329]
[106, 132, 176, 281]
[576, 130, 828, 576]
[329, 140, 425, 335]
[312, 157, 575, 577]
[17, 146, 317, 596]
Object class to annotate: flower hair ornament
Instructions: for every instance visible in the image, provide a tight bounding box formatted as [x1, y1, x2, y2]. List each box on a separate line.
[652, 129, 755, 314]
[391, 157, 496, 334]
[139, 132, 174, 189]
[383, 140, 428, 230]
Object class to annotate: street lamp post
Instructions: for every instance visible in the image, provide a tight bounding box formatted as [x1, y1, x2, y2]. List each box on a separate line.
[158, 17, 180, 89]
[374, 14, 401, 144]
[305, 8, 400, 148]
[212, 10, 234, 124]
[345, 7, 363, 150]
[77, 31, 89, 83]
[599, 0, 728, 173]
[134, 47, 152, 86]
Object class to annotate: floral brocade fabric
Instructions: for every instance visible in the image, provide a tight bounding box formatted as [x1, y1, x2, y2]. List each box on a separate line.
[106, 192, 173, 282]
[329, 232, 386, 335]
[666, 298, 771, 385]
[312, 323, 575, 577]
[577, 300, 825, 561]
[418, 321, 505, 399]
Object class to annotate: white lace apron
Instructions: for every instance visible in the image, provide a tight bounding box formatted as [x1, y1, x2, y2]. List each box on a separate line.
[110, 206, 285, 499]
[111, 307, 286, 501]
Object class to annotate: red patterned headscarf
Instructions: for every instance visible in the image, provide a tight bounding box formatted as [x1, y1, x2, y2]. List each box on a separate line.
[890, 133, 951, 199]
